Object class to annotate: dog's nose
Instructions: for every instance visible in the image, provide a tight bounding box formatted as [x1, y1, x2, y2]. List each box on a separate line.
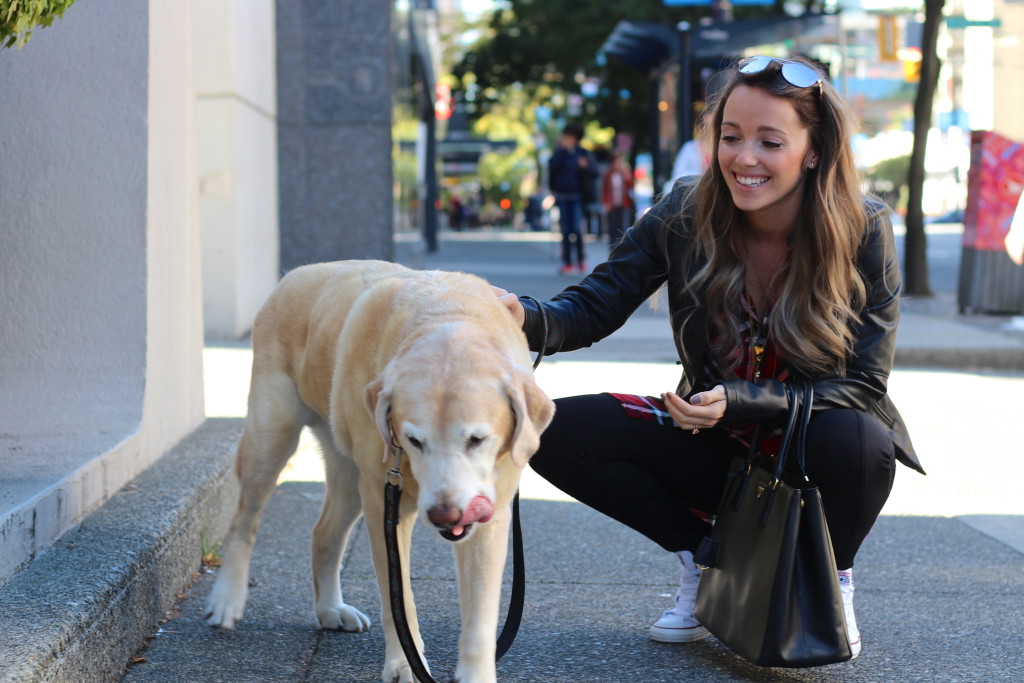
[427, 502, 461, 529]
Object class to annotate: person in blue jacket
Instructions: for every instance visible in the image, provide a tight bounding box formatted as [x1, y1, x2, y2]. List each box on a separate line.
[497, 56, 923, 662]
[549, 121, 597, 274]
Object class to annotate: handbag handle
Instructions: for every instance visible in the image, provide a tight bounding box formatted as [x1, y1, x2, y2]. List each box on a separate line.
[741, 382, 811, 486]
[768, 383, 801, 485]
[793, 382, 815, 480]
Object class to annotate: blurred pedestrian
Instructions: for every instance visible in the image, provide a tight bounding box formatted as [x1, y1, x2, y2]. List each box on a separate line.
[549, 121, 597, 274]
[448, 195, 466, 232]
[524, 193, 544, 232]
[496, 55, 923, 663]
[664, 102, 710, 195]
[601, 152, 635, 246]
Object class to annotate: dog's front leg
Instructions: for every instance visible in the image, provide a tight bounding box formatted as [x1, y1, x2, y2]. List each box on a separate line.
[452, 502, 511, 683]
[312, 440, 371, 632]
[361, 477, 429, 683]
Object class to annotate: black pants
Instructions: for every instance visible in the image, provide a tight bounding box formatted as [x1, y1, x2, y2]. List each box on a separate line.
[529, 394, 897, 570]
[555, 196, 585, 266]
[606, 206, 630, 246]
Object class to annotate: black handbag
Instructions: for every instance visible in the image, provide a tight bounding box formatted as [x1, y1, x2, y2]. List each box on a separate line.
[693, 383, 852, 668]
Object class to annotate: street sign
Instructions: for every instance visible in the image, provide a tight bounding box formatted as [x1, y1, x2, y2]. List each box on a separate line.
[945, 15, 1002, 29]
[877, 14, 899, 62]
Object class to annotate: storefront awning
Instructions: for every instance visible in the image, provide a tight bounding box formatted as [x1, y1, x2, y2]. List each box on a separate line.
[601, 13, 838, 72]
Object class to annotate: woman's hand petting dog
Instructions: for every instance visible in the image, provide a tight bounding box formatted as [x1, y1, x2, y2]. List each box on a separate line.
[492, 286, 525, 327]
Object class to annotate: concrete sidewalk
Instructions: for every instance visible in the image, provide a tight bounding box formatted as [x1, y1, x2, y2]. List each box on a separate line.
[2, 228, 1023, 682]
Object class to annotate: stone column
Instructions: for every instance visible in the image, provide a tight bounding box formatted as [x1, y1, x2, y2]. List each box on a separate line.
[276, 0, 395, 272]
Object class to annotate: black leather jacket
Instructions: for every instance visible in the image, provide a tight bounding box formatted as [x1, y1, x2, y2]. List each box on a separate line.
[521, 180, 923, 473]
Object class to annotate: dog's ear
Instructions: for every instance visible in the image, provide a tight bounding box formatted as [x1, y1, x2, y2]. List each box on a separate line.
[504, 370, 556, 468]
[363, 375, 393, 462]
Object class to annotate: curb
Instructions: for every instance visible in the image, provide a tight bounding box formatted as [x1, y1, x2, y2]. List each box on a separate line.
[0, 418, 242, 683]
[894, 347, 1024, 372]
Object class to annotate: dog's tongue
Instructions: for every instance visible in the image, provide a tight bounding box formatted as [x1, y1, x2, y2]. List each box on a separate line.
[450, 495, 494, 537]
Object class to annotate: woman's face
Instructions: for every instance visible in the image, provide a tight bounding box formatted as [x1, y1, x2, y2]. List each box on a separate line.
[717, 84, 817, 231]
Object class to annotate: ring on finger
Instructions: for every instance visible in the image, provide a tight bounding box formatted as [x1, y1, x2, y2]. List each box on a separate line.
[691, 425, 700, 434]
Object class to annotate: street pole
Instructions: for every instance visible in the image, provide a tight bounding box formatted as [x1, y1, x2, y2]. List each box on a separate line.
[677, 22, 693, 148]
[650, 74, 664, 192]
[837, 11, 848, 100]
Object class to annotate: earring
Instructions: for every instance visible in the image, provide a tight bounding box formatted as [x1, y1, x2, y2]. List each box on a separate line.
[808, 161, 816, 169]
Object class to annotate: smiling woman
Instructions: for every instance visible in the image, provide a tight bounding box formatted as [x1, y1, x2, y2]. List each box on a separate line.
[717, 84, 815, 241]
[496, 53, 924, 666]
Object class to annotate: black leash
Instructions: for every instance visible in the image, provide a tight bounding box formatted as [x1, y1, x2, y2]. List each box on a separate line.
[381, 294, 544, 681]
[384, 456, 526, 682]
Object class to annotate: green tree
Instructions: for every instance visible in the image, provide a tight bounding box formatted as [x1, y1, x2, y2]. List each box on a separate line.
[454, 0, 831, 158]
[1, 0, 77, 48]
[473, 89, 537, 212]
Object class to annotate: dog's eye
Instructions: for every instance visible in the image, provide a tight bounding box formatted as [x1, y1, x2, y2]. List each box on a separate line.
[466, 435, 486, 450]
[406, 436, 424, 450]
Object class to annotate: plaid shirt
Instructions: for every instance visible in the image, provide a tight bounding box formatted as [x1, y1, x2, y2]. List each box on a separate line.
[611, 293, 790, 457]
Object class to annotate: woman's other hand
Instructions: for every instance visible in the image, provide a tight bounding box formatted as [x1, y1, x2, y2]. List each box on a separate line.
[662, 385, 727, 431]
[491, 286, 526, 327]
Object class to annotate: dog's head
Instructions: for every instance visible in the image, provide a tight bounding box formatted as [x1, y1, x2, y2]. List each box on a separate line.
[364, 350, 554, 542]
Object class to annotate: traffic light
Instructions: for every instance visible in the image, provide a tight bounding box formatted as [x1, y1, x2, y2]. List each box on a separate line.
[902, 54, 921, 83]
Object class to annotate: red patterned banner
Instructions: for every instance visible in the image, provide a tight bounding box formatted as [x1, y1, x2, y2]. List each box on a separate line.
[964, 130, 1024, 252]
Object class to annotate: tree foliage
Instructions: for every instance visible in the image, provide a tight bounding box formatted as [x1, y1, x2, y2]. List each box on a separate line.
[1, 0, 77, 48]
[453, 0, 830, 144]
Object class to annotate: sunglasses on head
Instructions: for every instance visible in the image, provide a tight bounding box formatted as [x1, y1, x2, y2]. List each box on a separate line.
[737, 56, 824, 101]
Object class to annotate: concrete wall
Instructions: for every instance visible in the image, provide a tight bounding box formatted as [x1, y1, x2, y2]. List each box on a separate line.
[0, 0, 204, 585]
[276, 0, 395, 272]
[195, 0, 280, 339]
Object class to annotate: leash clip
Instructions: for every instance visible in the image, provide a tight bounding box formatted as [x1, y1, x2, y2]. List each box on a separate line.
[386, 439, 404, 488]
[386, 414, 405, 487]
[386, 466, 403, 488]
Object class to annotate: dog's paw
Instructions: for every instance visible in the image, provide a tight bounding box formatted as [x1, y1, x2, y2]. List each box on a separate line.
[453, 662, 496, 683]
[204, 584, 247, 629]
[381, 657, 419, 683]
[317, 603, 371, 632]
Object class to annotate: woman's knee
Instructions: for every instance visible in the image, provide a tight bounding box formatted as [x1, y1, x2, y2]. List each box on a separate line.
[805, 409, 891, 464]
[802, 408, 896, 494]
[803, 409, 896, 568]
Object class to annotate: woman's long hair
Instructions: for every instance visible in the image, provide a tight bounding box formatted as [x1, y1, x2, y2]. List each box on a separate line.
[680, 56, 872, 378]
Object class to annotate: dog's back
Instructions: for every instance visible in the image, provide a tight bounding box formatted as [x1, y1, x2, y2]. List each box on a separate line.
[250, 260, 525, 424]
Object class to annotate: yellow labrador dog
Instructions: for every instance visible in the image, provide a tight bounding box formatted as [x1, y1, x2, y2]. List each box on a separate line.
[204, 260, 554, 683]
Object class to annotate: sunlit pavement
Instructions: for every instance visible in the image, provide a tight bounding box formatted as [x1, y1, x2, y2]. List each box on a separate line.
[204, 345, 1024, 550]
[204, 223, 1024, 555]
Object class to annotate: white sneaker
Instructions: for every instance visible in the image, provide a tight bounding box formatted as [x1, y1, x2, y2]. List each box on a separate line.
[649, 551, 711, 643]
[838, 569, 861, 659]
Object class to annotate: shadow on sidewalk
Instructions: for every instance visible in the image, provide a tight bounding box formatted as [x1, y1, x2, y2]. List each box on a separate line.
[124, 482, 1024, 683]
